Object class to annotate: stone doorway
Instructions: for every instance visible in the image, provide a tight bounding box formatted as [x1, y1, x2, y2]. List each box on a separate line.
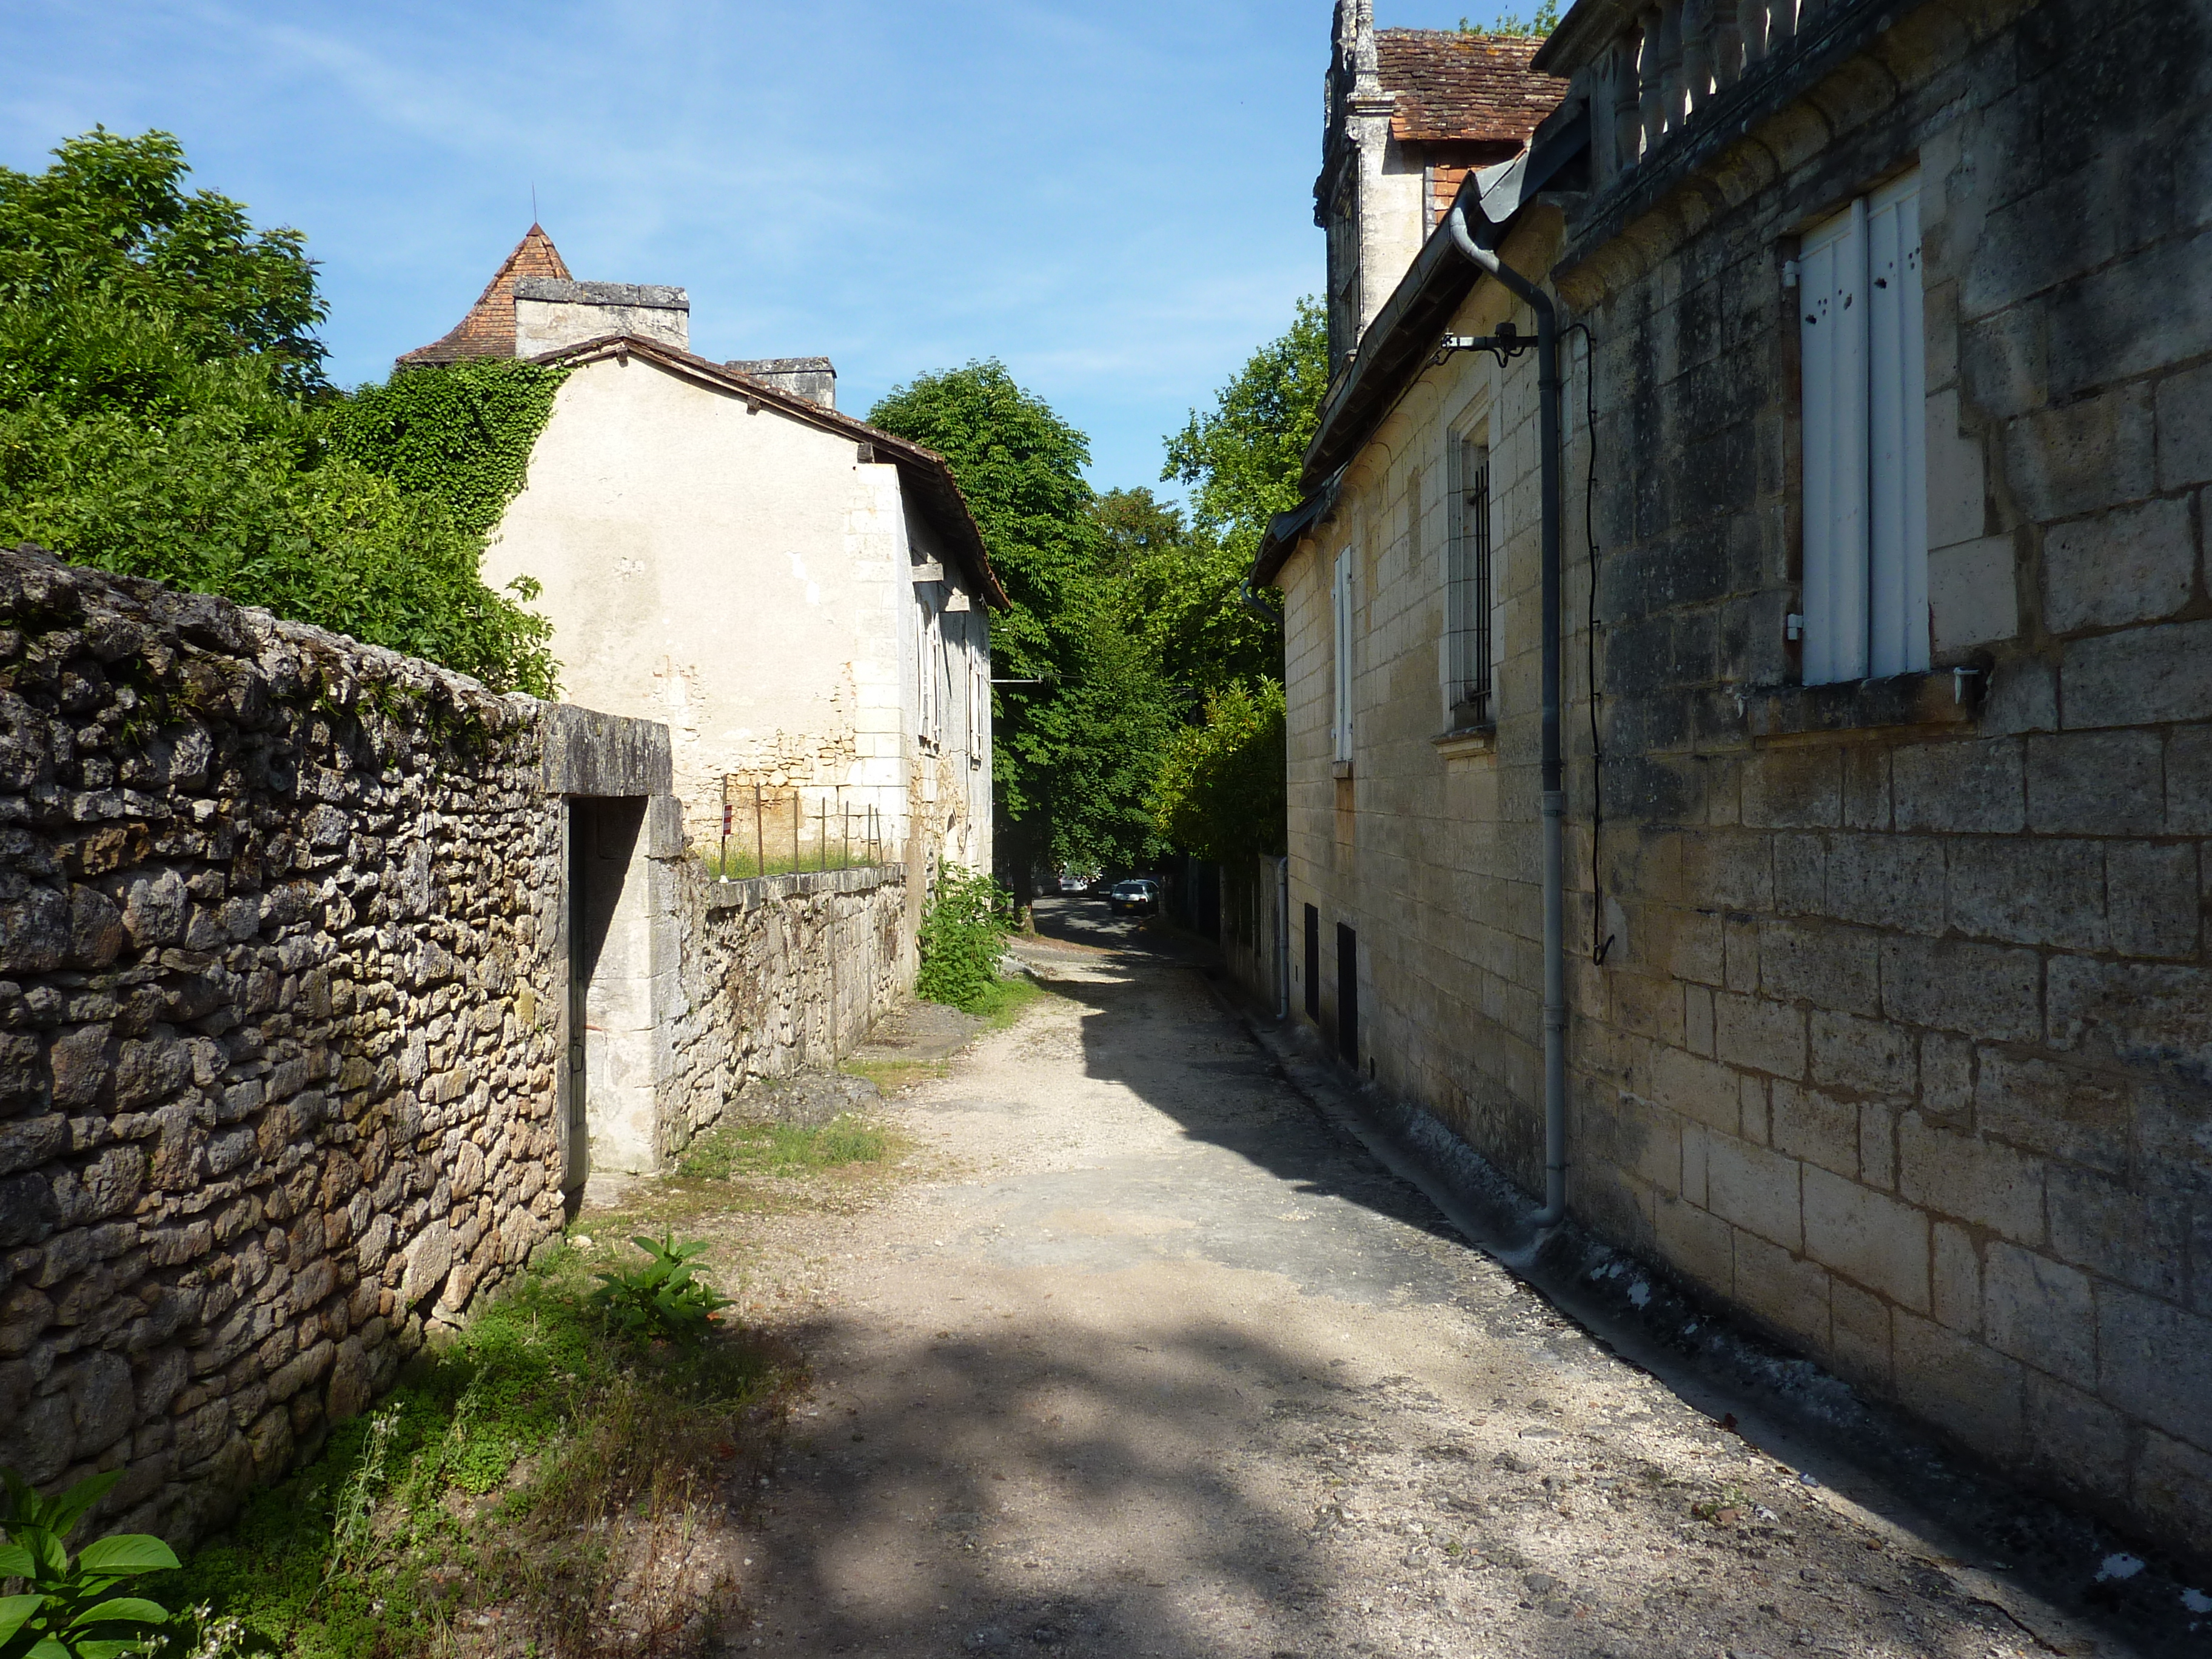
[564, 795, 659, 1184]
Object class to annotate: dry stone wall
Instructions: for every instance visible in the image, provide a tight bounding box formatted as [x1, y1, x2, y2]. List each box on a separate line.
[0, 546, 588, 1544]
[660, 864, 910, 1153]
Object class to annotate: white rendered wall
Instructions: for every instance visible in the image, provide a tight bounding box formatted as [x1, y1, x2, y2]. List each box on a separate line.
[485, 355, 987, 865]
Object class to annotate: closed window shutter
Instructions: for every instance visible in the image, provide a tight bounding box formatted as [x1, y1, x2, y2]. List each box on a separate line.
[1799, 170, 1928, 685]
[1332, 549, 1355, 762]
[1800, 197, 1870, 685]
[1866, 171, 1929, 676]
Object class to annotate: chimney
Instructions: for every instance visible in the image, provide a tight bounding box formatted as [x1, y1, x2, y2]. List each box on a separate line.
[513, 278, 689, 356]
[724, 357, 837, 410]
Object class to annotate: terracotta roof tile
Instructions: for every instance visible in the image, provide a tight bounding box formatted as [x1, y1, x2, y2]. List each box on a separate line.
[1376, 29, 1566, 145]
[397, 224, 571, 367]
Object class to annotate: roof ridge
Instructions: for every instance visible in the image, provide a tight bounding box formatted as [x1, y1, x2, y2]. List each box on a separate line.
[397, 223, 572, 367]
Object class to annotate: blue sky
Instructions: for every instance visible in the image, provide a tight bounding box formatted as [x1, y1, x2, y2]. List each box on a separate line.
[3, 1, 1526, 495]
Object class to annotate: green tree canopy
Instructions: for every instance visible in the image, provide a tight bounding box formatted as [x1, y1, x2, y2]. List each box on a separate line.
[0, 129, 559, 696]
[1162, 295, 1329, 565]
[870, 363, 1176, 885]
[0, 127, 328, 397]
[1147, 300, 1328, 864]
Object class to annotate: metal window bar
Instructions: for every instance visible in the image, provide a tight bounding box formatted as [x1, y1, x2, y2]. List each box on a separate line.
[1450, 440, 1493, 727]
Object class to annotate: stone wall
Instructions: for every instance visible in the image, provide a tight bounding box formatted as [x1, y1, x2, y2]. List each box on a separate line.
[659, 864, 911, 1152]
[0, 545, 684, 1546]
[1554, 0, 2212, 1563]
[1270, 0, 2212, 1566]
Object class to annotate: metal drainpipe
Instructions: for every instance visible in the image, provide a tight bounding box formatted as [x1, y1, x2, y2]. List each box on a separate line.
[1449, 193, 1569, 1229]
[1276, 855, 1291, 1021]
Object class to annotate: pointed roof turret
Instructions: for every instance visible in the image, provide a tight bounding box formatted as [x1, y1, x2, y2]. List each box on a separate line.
[397, 224, 572, 368]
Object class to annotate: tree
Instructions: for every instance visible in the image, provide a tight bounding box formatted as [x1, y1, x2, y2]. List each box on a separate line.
[1144, 301, 1330, 863]
[0, 130, 559, 696]
[1153, 679, 1286, 862]
[1460, 2, 1560, 34]
[1162, 296, 1329, 566]
[0, 127, 327, 397]
[868, 363, 1176, 888]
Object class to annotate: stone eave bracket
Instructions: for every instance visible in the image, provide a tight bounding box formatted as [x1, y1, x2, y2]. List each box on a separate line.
[1744, 666, 1985, 743]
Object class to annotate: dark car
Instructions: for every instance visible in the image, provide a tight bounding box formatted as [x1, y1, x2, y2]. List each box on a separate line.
[1108, 878, 1159, 916]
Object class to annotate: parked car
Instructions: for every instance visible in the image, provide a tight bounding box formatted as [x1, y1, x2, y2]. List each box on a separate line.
[1108, 878, 1159, 916]
[1058, 869, 1094, 894]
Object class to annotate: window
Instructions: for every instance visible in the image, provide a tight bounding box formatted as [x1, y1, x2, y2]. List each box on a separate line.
[967, 639, 985, 766]
[1330, 548, 1355, 763]
[916, 602, 942, 747]
[1799, 169, 1928, 684]
[1443, 435, 1493, 726]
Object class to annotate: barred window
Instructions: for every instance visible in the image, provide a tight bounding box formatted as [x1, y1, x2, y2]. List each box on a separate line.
[1444, 435, 1493, 728]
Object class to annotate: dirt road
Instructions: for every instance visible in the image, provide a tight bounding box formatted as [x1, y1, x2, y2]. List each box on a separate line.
[676, 905, 2119, 1658]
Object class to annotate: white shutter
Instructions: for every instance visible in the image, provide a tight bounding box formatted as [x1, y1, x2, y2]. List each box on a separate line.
[1332, 549, 1355, 763]
[1866, 170, 1928, 675]
[1799, 196, 1870, 684]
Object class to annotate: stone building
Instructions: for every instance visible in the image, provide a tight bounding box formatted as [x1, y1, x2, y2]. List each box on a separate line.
[1256, 0, 2212, 1563]
[400, 227, 1004, 884]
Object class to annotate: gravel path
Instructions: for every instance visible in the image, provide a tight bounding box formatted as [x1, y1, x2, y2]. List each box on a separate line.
[704, 910, 2110, 1659]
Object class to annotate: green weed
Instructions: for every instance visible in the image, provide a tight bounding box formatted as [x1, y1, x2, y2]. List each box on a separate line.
[149, 1244, 791, 1659]
[677, 1116, 888, 1180]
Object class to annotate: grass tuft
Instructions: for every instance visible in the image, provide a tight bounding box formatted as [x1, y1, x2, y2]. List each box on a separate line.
[149, 1241, 794, 1659]
[677, 1114, 889, 1180]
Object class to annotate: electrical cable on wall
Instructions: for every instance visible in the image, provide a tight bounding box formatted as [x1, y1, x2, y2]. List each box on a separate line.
[1564, 321, 1613, 967]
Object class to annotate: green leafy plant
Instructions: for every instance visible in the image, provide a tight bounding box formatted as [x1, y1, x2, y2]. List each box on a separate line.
[588, 1233, 733, 1344]
[0, 1468, 180, 1658]
[1153, 677, 1287, 862]
[915, 864, 1016, 1012]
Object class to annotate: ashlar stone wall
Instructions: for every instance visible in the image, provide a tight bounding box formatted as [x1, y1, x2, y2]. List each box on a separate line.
[1557, 0, 2212, 1562]
[1272, 0, 2212, 1568]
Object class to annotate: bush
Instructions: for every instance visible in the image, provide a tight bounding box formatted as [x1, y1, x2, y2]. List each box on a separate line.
[1153, 677, 1286, 861]
[914, 864, 1015, 1011]
[589, 1233, 734, 1345]
[0, 129, 561, 697]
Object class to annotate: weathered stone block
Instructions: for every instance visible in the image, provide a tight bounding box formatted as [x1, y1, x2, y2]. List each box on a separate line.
[1880, 937, 2041, 1043]
[1893, 1310, 2023, 1460]
[1892, 739, 2023, 833]
[2096, 1285, 2212, 1447]
[1999, 382, 2153, 521]
[1983, 1243, 2096, 1388]
[1758, 922, 1879, 1016]
[2106, 840, 2199, 959]
[1802, 1165, 1930, 1310]
[2026, 730, 2163, 833]
[1705, 1133, 1803, 1250]
[1823, 836, 1945, 933]
[2043, 497, 2194, 632]
[1974, 1050, 2131, 1175]
[1771, 1082, 1859, 1178]
[1945, 836, 2103, 949]
[2154, 360, 2212, 489]
[1731, 1229, 1829, 1351]
[1898, 1113, 2045, 1242]
[2046, 955, 2212, 1078]
[1809, 1010, 1915, 1099]
[1931, 1220, 1980, 1334]
[2062, 618, 2212, 729]
[2022, 1372, 2130, 1504]
[1714, 993, 1806, 1079]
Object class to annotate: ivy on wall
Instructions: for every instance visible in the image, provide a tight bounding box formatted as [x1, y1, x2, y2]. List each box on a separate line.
[330, 359, 571, 540]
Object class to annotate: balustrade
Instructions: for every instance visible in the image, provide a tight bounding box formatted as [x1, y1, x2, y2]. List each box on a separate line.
[1575, 0, 1847, 190]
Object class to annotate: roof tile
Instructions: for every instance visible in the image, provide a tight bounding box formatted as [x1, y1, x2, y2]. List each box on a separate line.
[1376, 29, 1566, 144]
[397, 224, 571, 367]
